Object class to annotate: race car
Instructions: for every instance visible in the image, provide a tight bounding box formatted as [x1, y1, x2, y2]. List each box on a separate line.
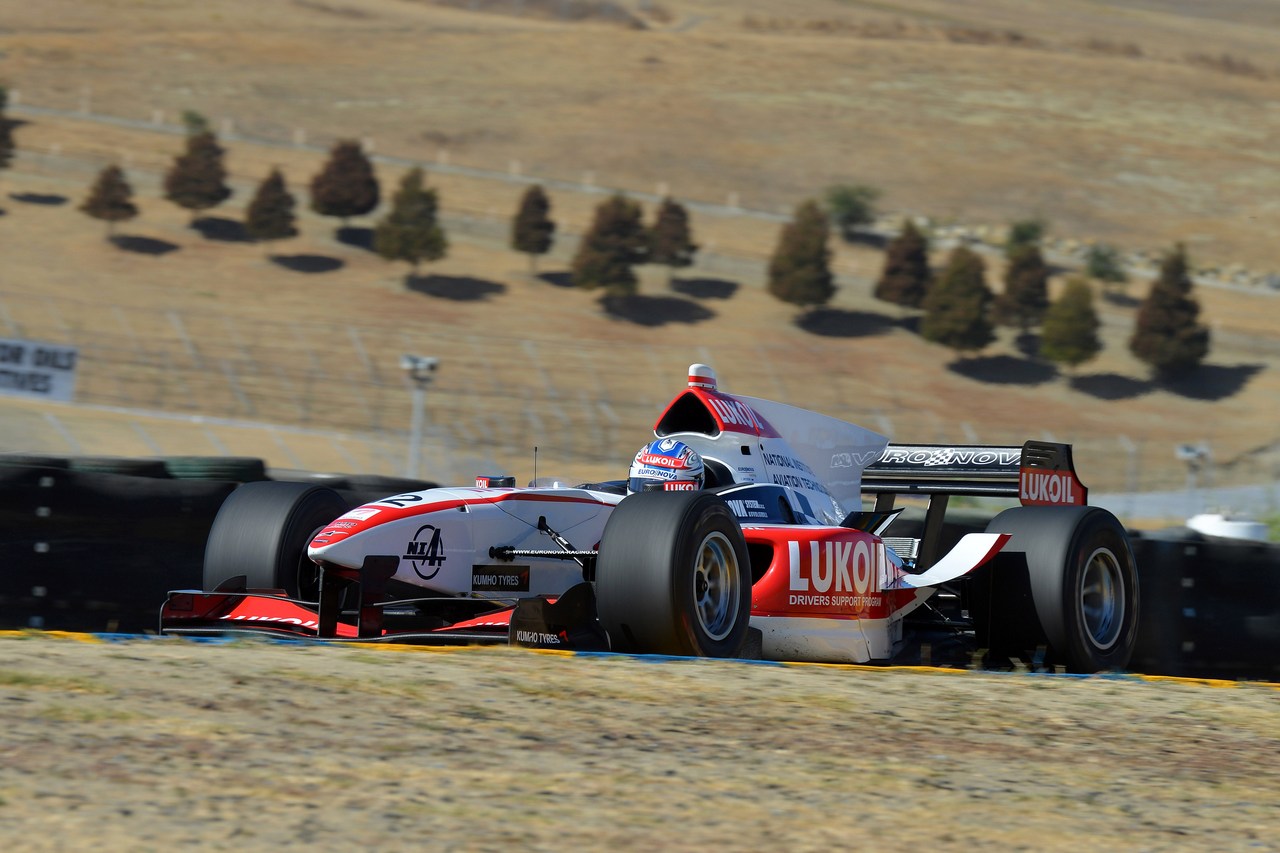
[161, 364, 1140, 673]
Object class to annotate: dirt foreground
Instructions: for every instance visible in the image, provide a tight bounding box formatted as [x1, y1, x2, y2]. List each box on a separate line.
[1, 633, 1276, 851]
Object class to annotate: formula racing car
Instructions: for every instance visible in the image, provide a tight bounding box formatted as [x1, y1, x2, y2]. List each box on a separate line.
[162, 364, 1140, 672]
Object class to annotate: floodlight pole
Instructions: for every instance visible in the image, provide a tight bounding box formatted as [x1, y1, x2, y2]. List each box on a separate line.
[1175, 443, 1209, 518]
[401, 355, 439, 479]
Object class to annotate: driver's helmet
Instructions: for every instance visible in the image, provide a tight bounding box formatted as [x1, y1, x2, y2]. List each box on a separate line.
[628, 438, 706, 494]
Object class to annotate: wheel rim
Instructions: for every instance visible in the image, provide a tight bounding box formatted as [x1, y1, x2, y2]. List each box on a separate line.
[692, 531, 741, 642]
[1079, 547, 1125, 651]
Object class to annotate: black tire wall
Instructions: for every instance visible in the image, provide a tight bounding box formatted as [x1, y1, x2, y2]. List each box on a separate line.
[1128, 529, 1280, 681]
[0, 460, 439, 634]
[0, 464, 236, 633]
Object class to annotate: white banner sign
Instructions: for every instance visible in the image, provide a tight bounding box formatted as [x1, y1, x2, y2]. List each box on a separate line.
[0, 337, 79, 402]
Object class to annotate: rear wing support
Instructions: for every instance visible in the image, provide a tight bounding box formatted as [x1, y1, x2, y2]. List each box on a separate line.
[860, 441, 1088, 570]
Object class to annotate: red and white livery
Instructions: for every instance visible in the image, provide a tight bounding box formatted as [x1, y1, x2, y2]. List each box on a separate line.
[163, 364, 1138, 673]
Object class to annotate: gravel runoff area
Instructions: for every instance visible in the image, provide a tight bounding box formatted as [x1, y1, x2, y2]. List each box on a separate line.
[1, 633, 1277, 851]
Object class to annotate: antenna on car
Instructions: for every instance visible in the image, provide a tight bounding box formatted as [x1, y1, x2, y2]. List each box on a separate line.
[533, 445, 538, 485]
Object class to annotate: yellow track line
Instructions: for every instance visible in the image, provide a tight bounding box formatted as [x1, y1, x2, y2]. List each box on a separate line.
[2, 630, 1275, 689]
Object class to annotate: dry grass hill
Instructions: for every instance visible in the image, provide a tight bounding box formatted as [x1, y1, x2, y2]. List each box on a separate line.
[1, 0, 1278, 520]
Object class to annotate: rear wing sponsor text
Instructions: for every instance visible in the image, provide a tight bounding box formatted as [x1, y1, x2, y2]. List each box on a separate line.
[861, 441, 1088, 507]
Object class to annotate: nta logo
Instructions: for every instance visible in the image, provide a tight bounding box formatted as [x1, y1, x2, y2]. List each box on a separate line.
[404, 524, 446, 580]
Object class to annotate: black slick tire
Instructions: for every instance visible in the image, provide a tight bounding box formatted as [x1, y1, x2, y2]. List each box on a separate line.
[986, 506, 1140, 673]
[202, 481, 349, 600]
[595, 491, 751, 658]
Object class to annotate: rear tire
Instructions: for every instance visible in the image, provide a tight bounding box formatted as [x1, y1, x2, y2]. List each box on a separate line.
[596, 491, 751, 657]
[202, 481, 349, 600]
[985, 506, 1139, 672]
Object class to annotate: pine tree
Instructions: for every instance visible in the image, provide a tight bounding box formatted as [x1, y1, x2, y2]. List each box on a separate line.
[1041, 276, 1102, 372]
[80, 165, 138, 238]
[181, 110, 210, 136]
[374, 167, 447, 275]
[1005, 217, 1047, 255]
[244, 168, 298, 251]
[824, 184, 880, 243]
[768, 199, 835, 310]
[995, 245, 1050, 331]
[310, 139, 379, 227]
[1086, 242, 1129, 299]
[874, 219, 931, 309]
[1129, 243, 1211, 377]
[648, 197, 698, 285]
[921, 246, 995, 355]
[511, 185, 555, 274]
[164, 129, 232, 222]
[571, 194, 647, 297]
[1085, 243, 1128, 284]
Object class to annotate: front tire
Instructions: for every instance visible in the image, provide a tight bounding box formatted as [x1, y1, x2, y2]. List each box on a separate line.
[203, 481, 349, 600]
[596, 491, 751, 657]
[985, 506, 1139, 672]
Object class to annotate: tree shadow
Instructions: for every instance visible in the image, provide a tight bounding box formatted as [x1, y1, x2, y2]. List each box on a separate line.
[948, 354, 1058, 385]
[537, 271, 575, 288]
[1102, 291, 1141, 308]
[9, 192, 68, 206]
[896, 314, 923, 334]
[600, 294, 715, 327]
[271, 254, 345, 274]
[407, 274, 507, 301]
[336, 226, 375, 251]
[797, 308, 895, 338]
[110, 235, 180, 256]
[192, 216, 250, 243]
[1069, 373, 1153, 400]
[1160, 363, 1266, 401]
[842, 231, 889, 249]
[672, 277, 739, 300]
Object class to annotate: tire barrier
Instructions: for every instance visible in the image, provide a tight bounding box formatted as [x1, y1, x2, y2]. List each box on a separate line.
[0, 457, 441, 634]
[266, 468, 354, 490]
[1, 463, 1275, 679]
[340, 473, 441, 507]
[0, 462, 236, 634]
[68, 455, 173, 478]
[1129, 529, 1280, 682]
[0, 452, 71, 469]
[266, 469, 441, 506]
[162, 456, 268, 482]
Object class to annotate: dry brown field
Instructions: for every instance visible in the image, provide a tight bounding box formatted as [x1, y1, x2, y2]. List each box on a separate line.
[1, 0, 1278, 518]
[1, 634, 1277, 850]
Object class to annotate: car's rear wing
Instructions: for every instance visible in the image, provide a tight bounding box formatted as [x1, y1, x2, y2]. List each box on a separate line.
[861, 441, 1088, 506]
[859, 441, 1088, 571]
